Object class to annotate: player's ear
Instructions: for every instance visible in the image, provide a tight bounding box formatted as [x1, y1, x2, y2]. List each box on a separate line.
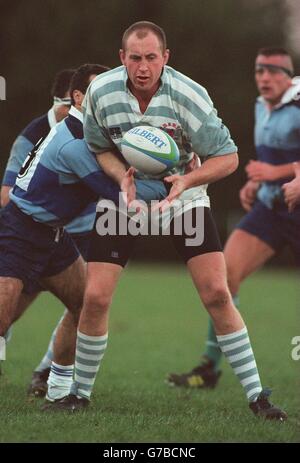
[119, 49, 126, 65]
[163, 49, 170, 65]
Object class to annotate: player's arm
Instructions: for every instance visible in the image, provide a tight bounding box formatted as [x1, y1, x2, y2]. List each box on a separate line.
[245, 160, 296, 182]
[239, 179, 260, 211]
[162, 152, 238, 203]
[282, 162, 300, 212]
[95, 151, 136, 204]
[0, 186, 11, 208]
[1, 135, 34, 207]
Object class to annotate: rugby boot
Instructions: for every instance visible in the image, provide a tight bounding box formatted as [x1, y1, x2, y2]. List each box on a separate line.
[27, 368, 50, 397]
[167, 357, 221, 389]
[249, 388, 287, 421]
[41, 394, 90, 412]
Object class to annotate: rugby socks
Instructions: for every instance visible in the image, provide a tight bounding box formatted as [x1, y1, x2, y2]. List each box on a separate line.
[0, 336, 6, 360]
[204, 295, 240, 370]
[46, 362, 74, 401]
[71, 331, 108, 400]
[216, 326, 262, 402]
[34, 313, 65, 372]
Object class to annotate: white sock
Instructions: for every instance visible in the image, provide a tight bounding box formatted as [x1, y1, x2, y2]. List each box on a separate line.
[46, 361, 74, 401]
[0, 336, 6, 360]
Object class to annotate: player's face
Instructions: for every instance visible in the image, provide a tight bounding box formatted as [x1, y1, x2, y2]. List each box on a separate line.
[255, 55, 292, 107]
[120, 32, 169, 98]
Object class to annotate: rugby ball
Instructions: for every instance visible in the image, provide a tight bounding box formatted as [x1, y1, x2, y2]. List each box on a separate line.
[121, 125, 180, 175]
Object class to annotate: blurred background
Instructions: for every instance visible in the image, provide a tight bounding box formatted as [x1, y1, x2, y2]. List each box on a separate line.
[1, 0, 299, 263]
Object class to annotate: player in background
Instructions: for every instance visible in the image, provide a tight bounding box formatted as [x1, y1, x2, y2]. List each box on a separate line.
[26, 64, 109, 396]
[167, 48, 300, 397]
[0, 62, 167, 402]
[1, 69, 74, 207]
[43, 22, 287, 420]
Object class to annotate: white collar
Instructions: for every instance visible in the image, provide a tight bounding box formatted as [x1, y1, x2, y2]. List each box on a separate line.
[68, 105, 83, 123]
[47, 107, 57, 128]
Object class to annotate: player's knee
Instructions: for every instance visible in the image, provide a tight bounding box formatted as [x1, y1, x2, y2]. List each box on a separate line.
[84, 288, 112, 314]
[201, 284, 231, 311]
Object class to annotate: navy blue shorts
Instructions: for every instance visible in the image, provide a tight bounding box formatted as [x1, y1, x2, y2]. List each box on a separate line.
[71, 232, 92, 262]
[237, 200, 300, 266]
[0, 202, 80, 294]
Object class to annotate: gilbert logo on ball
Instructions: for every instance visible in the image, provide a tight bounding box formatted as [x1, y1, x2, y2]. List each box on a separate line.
[121, 125, 180, 175]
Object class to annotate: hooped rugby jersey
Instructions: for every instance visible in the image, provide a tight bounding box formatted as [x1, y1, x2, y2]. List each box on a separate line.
[83, 65, 238, 214]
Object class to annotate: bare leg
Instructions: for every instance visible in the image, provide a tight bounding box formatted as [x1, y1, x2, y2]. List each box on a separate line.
[224, 229, 275, 296]
[0, 277, 24, 336]
[79, 262, 123, 336]
[187, 252, 243, 334]
[41, 256, 86, 365]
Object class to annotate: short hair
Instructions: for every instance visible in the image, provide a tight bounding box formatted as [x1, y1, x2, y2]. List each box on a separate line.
[51, 69, 75, 98]
[256, 47, 294, 75]
[70, 64, 110, 105]
[122, 21, 167, 52]
[257, 47, 291, 58]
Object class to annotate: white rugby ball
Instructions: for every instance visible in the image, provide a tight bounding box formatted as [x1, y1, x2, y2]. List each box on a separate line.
[121, 125, 180, 175]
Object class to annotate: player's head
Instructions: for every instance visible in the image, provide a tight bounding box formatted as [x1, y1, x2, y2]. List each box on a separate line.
[120, 21, 169, 98]
[51, 69, 75, 121]
[70, 64, 110, 109]
[255, 47, 294, 107]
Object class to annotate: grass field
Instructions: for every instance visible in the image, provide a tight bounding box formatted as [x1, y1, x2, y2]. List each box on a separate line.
[0, 264, 299, 443]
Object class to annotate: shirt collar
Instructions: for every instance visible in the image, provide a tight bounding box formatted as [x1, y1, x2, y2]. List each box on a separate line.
[68, 105, 83, 123]
[258, 76, 300, 109]
[47, 107, 57, 128]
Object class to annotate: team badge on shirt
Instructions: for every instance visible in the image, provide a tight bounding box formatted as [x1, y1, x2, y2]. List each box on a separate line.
[109, 127, 122, 140]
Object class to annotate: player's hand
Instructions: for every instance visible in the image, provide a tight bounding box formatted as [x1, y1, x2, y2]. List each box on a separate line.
[184, 153, 200, 174]
[120, 167, 137, 205]
[282, 162, 300, 212]
[152, 174, 188, 212]
[245, 160, 277, 182]
[239, 180, 260, 211]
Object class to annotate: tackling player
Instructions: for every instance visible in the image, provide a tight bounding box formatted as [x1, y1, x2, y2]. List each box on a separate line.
[0, 63, 167, 402]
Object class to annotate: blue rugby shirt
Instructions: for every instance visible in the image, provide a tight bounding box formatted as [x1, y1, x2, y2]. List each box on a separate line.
[2, 108, 97, 234]
[10, 107, 166, 227]
[255, 77, 300, 208]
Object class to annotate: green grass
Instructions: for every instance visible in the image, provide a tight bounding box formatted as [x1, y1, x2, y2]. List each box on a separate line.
[0, 265, 299, 443]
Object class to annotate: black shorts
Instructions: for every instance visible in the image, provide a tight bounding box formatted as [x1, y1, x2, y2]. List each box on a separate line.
[87, 206, 222, 267]
[0, 202, 80, 294]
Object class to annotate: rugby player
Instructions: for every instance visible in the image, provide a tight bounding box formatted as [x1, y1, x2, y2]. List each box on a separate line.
[0, 62, 167, 403]
[167, 48, 300, 406]
[43, 23, 287, 420]
[0, 68, 74, 378]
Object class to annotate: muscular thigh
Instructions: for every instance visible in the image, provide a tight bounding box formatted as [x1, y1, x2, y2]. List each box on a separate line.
[41, 256, 86, 312]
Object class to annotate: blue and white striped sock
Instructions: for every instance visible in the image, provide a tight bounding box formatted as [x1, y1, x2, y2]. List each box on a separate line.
[46, 361, 74, 401]
[71, 331, 108, 400]
[217, 326, 262, 402]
